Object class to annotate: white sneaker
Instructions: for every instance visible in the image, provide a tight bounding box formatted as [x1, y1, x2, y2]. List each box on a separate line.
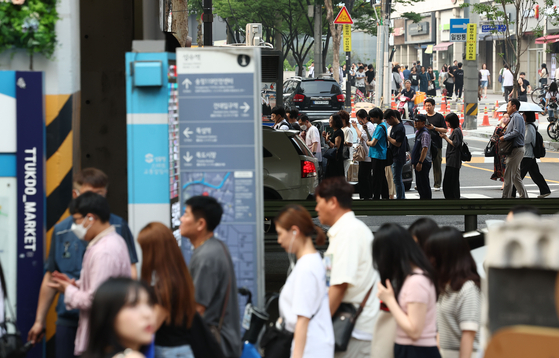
[434, 187, 441, 191]
[538, 193, 551, 198]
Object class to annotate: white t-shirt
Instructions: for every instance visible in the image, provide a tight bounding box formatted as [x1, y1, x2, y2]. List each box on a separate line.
[305, 125, 322, 161]
[358, 122, 377, 163]
[355, 71, 366, 87]
[274, 119, 290, 130]
[324, 211, 380, 340]
[480, 69, 490, 81]
[342, 127, 354, 160]
[308, 66, 315, 78]
[503, 69, 514, 86]
[279, 253, 334, 358]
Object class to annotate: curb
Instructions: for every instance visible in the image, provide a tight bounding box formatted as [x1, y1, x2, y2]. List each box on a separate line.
[464, 130, 559, 151]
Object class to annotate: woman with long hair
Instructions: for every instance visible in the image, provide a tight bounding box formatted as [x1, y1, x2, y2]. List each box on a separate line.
[275, 205, 333, 358]
[373, 223, 440, 358]
[440, 113, 463, 199]
[424, 227, 481, 358]
[540, 63, 548, 87]
[83, 278, 156, 358]
[426, 67, 437, 97]
[408, 218, 439, 251]
[490, 113, 509, 188]
[324, 114, 345, 178]
[392, 65, 403, 94]
[138, 222, 222, 358]
[419, 66, 429, 94]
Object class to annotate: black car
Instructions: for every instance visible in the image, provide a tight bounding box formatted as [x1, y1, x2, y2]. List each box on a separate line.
[283, 76, 345, 114]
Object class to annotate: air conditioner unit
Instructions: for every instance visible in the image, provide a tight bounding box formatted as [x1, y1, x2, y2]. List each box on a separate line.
[246, 23, 263, 46]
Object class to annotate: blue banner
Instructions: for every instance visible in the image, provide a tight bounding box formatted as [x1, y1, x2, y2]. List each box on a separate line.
[16, 71, 45, 358]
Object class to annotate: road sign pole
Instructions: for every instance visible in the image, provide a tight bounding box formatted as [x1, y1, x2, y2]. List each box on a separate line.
[464, 23, 478, 130]
[343, 24, 352, 106]
[375, 24, 384, 108]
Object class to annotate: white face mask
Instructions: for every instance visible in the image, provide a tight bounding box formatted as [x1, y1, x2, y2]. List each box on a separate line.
[71, 217, 92, 241]
[300, 124, 307, 131]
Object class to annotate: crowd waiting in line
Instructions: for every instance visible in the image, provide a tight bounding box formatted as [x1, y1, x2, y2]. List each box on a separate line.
[0, 165, 545, 358]
[271, 95, 548, 199]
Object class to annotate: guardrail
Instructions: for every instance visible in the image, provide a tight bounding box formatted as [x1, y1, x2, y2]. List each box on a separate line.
[264, 198, 559, 232]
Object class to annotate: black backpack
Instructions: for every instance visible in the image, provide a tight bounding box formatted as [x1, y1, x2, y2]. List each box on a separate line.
[529, 123, 546, 158]
[461, 142, 472, 162]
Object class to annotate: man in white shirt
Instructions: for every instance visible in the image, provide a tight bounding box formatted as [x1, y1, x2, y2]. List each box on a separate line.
[308, 62, 315, 78]
[355, 66, 366, 96]
[502, 65, 514, 102]
[298, 115, 322, 162]
[315, 177, 380, 358]
[271, 106, 291, 130]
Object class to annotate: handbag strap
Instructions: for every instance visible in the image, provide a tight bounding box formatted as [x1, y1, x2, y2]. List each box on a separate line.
[216, 240, 231, 332]
[363, 123, 372, 141]
[352, 283, 375, 324]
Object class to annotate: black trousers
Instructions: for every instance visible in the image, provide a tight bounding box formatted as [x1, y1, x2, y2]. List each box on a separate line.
[504, 86, 513, 101]
[455, 83, 463, 98]
[445, 82, 454, 99]
[372, 158, 389, 200]
[415, 161, 432, 199]
[443, 166, 461, 199]
[394, 344, 441, 358]
[358, 161, 373, 199]
[512, 157, 551, 197]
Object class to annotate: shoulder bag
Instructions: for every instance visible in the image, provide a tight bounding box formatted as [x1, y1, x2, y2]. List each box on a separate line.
[498, 121, 515, 156]
[260, 293, 324, 358]
[379, 124, 393, 166]
[208, 240, 232, 345]
[484, 140, 496, 157]
[353, 124, 372, 162]
[332, 284, 375, 352]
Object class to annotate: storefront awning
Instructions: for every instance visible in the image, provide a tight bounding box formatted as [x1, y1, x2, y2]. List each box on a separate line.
[535, 34, 559, 44]
[433, 42, 453, 51]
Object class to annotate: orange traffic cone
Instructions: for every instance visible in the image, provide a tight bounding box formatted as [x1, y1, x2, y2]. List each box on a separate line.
[391, 93, 396, 109]
[351, 95, 356, 118]
[493, 100, 499, 118]
[481, 106, 490, 126]
[441, 97, 447, 113]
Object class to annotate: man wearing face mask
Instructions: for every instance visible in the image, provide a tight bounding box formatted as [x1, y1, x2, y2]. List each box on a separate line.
[48, 192, 132, 356]
[298, 115, 322, 176]
[27, 168, 138, 358]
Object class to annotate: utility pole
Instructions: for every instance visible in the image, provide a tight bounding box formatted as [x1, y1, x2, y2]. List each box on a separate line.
[374, 5, 384, 108]
[462, 0, 479, 129]
[203, 0, 213, 46]
[382, 0, 391, 110]
[314, 1, 323, 76]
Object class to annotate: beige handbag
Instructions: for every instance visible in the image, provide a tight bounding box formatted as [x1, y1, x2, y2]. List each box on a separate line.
[370, 308, 397, 358]
[353, 145, 367, 162]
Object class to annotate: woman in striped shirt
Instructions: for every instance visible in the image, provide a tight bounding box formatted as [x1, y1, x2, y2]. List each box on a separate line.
[425, 227, 481, 358]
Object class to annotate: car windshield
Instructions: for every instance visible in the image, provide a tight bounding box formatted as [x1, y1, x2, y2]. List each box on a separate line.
[300, 81, 341, 95]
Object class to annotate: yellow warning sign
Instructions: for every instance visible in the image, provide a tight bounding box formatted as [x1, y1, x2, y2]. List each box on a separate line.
[334, 6, 354, 24]
[466, 103, 478, 116]
[466, 23, 477, 61]
[343, 25, 352, 52]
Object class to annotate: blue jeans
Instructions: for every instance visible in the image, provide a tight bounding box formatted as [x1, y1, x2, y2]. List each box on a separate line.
[411, 85, 419, 92]
[407, 101, 414, 118]
[392, 161, 405, 199]
[55, 324, 78, 358]
[155, 345, 195, 358]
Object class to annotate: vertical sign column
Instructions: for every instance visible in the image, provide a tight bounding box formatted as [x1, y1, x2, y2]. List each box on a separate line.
[176, 48, 265, 307]
[463, 23, 479, 130]
[16, 71, 45, 358]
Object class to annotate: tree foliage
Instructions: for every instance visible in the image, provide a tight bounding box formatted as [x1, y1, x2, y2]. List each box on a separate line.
[0, 0, 59, 67]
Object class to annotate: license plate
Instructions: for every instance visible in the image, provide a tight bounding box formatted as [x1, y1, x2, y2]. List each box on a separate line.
[314, 101, 328, 104]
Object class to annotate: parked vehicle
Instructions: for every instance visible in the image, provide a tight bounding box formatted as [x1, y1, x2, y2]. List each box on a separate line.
[263, 126, 319, 200]
[283, 76, 345, 118]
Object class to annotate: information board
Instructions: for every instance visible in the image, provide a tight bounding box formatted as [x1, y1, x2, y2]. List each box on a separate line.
[466, 23, 477, 61]
[343, 25, 352, 52]
[450, 18, 469, 42]
[176, 47, 265, 307]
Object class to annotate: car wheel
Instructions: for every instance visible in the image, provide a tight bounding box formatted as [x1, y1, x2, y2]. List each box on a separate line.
[404, 182, 412, 191]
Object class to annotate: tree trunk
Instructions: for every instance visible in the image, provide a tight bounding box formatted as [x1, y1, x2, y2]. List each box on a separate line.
[197, 15, 203, 46]
[324, 0, 342, 82]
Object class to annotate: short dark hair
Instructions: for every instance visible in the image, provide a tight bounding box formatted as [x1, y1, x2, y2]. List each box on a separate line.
[74, 168, 109, 190]
[271, 106, 286, 118]
[520, 72, 526, 75]
[330, 114, 343, 130]
[524, 111, 536, 123]
[368, 64, 373, 70]
[299, 115, 310, 123]
[289, 107, 299, 119]
[510, 205, 541, 216]
[369, 108, 384, 120]
[445, 113, 460, 129]
[384, 109, 400, 121]
[69, 191, 111, 223]
[185, 196, 223, 232]
[405, 65, 408, 69]
[315, 177, 353, 209]
[356, 109, 369, 120]
[509, 98, 521, 111]
[415, 114, 427, 123]
[458, 62, 463, 68]
[424, 98, 435, 106]
[358, 66, 364, 70]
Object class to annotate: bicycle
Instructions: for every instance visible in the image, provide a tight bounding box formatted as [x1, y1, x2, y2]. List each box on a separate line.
[531, 85, 548, 110]
[547, 105, 559, 140]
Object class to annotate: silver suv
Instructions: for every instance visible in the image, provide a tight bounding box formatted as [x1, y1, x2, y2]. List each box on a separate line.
[263, 127, 319, 200]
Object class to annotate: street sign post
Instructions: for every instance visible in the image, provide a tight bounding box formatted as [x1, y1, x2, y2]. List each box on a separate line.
[334, 6, 353, 25]
[450, 18, 469, 42]
[466, 23, 477, 61]
[482, 24, 506, 32]
[176, 47, 265, 309]
[343, 24, 351, 52]
[464, 22, 478, 130]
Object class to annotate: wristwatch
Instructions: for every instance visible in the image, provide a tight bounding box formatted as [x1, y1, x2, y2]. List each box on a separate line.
[418, 161, 423, 164]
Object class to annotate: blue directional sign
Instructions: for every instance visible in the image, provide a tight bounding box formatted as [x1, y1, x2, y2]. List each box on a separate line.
[176, 48, 265, 309]
[450, 18, 470, 34]
[482, 24, 507, 32]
